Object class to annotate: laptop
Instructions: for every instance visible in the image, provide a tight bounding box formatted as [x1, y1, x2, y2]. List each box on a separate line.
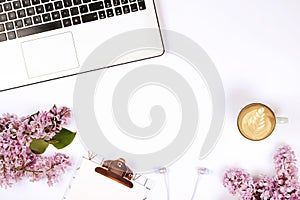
[0, 0, 164, 92]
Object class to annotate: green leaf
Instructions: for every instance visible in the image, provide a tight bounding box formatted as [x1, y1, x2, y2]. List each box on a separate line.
[30, 138, 49, 154]
[50, 128, 76, 149]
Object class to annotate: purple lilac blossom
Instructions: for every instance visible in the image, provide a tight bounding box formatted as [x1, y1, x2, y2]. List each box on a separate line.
[223, 145, 300, 199]
[223, 168, 255, 199]
[0, 106, 72, 188]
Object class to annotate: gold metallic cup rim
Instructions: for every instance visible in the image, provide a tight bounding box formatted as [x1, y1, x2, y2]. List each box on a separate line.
[237, 103, 276, 141]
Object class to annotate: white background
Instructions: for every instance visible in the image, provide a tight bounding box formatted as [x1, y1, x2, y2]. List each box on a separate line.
[1, 0, 300, 199]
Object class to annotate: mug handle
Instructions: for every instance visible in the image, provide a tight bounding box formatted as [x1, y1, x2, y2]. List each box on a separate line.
[276, 117, 289, 124]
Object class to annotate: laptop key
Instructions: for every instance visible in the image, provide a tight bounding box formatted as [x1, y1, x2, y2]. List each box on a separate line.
[138, 0, 145, 10]
[12, 1, 21, 9]
[0, 14, 7, 22]
[70, 7, 79, 15]
[23, 17, 32, 26]
[130, 3, 137, 12]
[79, 4, 87, 13]
[89, 2, 104, 12]
[122, 4, 129, 14]
[63, 0, 72, 7]
[7, 31, 16, 40]
[61, 9, 69, 17]
[31, 0, 40, 5]
[104, 0, 111, 8]
[35, 5, 44, 14]
[0, 24, 4, 32]
[0, 5, 3, 13]
[14, 19, 23, 28]
[73, 0, 81, 5]
[51, 11, 60, 19]
[17, 9, 25, 17]
[21, 0, 31, 7]
[62, 18, 71, 27]
[106, 8, 113, 17]
[5, 22, 14, 30]
[8, 11, 16, 20]
[129, 0, 135, 2]
[4, 3, 12, 11]
[0, 33, 7, 42]
[54, 1, 63, 9]
[72, 16, 80, 24]
[33, 15, 42, 24]
[112, 0, 120, 6]
[98, 10, 105, 19]
[121, 0, 127, 4]
[45, 3, 54, 11]
[81, 12, 97, 23]
[17, 20, 62, 37]
[42, 13, 51, 22]
[114, 7, 121, 15]
[26, 7, 35, 16]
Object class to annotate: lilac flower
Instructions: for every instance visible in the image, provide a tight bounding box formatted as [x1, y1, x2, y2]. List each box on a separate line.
[271, 146, 300, 200]
[223, 168, 255, 199]
[25, 153, 71, 186]
[274, 146, 298, 180]
[0, 106, 73, 188]
[29, 105, 71, 140]
[254, 176, 274, 200]
[223, 145, 300, 200]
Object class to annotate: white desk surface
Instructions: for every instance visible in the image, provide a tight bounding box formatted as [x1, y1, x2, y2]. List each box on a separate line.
[1, 0, 300, 199]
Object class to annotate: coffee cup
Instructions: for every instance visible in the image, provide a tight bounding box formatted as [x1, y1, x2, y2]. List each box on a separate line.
[237, 103, 288, 141]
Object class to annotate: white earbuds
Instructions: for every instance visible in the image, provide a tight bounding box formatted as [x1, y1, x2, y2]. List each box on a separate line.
[158, 167, 168, 174]
[156, 166, 212, 200]
[197, 167, 211, 175]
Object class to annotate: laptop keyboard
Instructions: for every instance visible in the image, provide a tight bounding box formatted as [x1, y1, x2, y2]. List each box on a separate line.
[0, 0, 146, 42]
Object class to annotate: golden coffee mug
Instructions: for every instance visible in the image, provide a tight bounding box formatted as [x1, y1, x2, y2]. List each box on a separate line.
[237, 103, 288, 141]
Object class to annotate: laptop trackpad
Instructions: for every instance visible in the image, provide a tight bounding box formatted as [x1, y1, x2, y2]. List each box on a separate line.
[22, 32, 79, 78]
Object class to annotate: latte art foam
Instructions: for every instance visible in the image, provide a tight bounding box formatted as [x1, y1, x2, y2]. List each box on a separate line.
[238, 103, 276, 141]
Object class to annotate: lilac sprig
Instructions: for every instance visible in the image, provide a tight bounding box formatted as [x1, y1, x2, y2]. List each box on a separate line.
[28, 106, 71, 140]
[0, 106, 73, 188]
[223, 168, 255, 199]
[223, 145, 300, 199]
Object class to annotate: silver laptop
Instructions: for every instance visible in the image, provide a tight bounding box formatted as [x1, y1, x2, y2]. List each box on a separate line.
[0, 0, 164, 91]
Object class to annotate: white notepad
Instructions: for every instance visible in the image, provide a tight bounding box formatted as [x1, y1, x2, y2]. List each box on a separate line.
[64, 152, 153, 200]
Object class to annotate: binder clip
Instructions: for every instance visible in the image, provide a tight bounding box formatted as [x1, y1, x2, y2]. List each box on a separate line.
[95, 158, 134, 188]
